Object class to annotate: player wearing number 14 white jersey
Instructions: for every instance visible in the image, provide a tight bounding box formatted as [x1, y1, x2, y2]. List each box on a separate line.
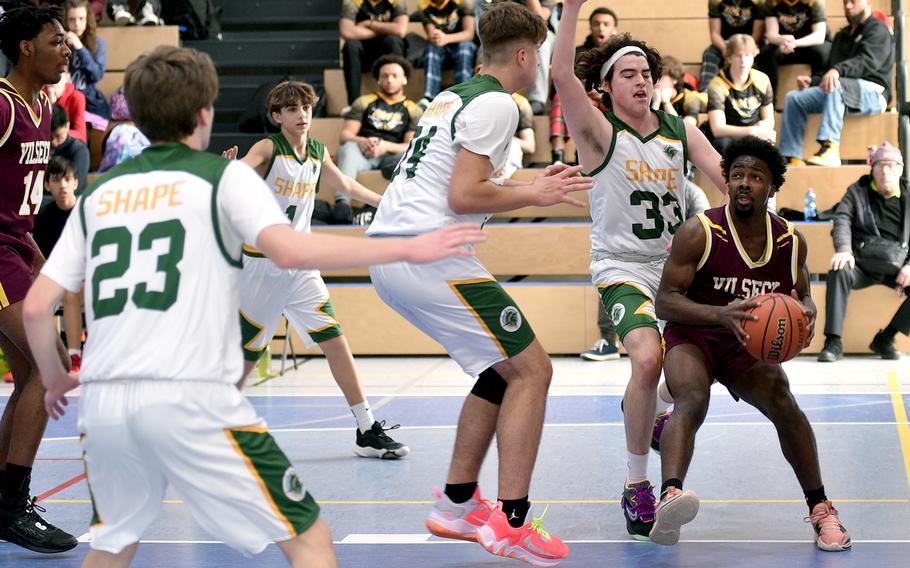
[368, 3, 593, 565]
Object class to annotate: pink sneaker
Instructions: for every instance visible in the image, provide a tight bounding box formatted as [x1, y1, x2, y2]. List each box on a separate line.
[476, 503, 569, 567]
[807, 500, 851, 551]
[425, 487, 493, 542]
[649, 487, 699, 546]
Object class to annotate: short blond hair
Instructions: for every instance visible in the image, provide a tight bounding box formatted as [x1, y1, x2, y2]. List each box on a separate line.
[724, 34, 758, 58]
[124, 46, 218, 142]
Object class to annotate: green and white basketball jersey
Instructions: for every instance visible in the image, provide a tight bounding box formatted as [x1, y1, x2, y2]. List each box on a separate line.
[41, 142, 289, 384]
[244, 135, 324, 256]
[367, 74, 518, 236]
[588, 110, 688, 260]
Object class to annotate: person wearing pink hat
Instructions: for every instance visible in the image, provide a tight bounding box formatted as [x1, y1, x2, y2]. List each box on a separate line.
[818, 141, 910, 361]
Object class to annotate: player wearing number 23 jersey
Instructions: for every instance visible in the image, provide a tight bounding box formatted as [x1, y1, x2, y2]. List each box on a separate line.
[0, 78, 52, 307]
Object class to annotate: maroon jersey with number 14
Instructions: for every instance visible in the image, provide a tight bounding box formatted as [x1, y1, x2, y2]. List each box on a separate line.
[0, 78, 53, 307]
[663, 205, 800, 383]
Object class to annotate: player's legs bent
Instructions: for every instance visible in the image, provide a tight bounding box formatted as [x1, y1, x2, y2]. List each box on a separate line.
[620, 327, 663, 457]
[659, 344, 714, 484]
[725, 364, 823, 492]
[318, 335, 367, 407]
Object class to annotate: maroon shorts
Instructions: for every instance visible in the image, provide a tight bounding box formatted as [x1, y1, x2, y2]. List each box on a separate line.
[663, 323, 760, 391]
[0, 235, 38, 309]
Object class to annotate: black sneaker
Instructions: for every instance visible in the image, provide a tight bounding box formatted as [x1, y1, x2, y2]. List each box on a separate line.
[354, 420, 410, 459]
[0, 496, 77, 553]
[869, 330, 900, 360]
[817, 337, 843, 362]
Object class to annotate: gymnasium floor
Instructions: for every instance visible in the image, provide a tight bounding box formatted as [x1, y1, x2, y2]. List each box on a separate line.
[1, 354, 908, 567]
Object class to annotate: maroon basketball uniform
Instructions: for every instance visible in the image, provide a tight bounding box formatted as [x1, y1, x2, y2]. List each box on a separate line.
[664, 205, 799, 385]
[0, 78, 52, 308]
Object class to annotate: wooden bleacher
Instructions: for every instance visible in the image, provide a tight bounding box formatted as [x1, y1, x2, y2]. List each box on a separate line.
[270, 222, 908, 356]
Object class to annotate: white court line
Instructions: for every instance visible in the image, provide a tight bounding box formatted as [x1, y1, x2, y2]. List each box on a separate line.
[340, 534, 431, 544]
[43, 421, 909, 442]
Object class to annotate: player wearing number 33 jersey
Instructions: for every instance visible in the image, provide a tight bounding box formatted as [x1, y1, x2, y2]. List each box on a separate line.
[0, 78, 52, 307]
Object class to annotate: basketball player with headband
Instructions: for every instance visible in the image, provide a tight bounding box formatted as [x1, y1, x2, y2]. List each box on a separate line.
[653, 135, 850, 551]
[553, 0, 727, 541]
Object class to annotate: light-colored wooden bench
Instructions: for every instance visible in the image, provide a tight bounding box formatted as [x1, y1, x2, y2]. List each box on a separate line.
[272, 281, 910, 356]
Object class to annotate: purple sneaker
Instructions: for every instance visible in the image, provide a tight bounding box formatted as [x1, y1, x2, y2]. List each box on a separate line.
[621, 480, 656, 540]
[651, 411, 671, 454]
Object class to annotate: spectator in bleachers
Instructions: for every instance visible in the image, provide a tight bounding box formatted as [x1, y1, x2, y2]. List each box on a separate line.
[549, 6, 616, 164]
[701, 0, 765, 90]
[108, 0, 161, 25]
[418, 0, 477, 109]
[818, 142, 910, 362]
[496, 92, 535, 178]
[50, 104, 89, 196]
[32, 155, 85, 372]
[702, 34, 775, 154]
[340, 0, 408, 105]
[40, 0, 105, 23]
[43, 71, 87, 143]
[779, 0, 893, 167]
[63, 0, 110, 118]
[99, 86, 150, 172]
[651, 55, 707, 127]
[755, 0, 831, 96]
[336, 55, 421, 219]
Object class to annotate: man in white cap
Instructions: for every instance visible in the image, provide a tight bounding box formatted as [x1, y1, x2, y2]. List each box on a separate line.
[818, 141, 910, 361]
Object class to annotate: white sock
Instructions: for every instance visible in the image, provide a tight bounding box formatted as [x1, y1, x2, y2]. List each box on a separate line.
[351, 401, 375, 434]
[67, 348, 81, 356]
[656, 387, 672, 416]
[627, 452, 649, 484]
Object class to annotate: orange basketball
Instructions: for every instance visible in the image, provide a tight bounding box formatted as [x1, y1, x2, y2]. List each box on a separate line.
[741, 293, 808, 364]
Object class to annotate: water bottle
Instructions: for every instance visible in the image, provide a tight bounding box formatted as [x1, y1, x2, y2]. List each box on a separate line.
[256, 345, 272, 379]
[803, 187, 817, 221]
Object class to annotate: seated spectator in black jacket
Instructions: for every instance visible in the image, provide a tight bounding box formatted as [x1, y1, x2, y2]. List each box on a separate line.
[818, 142, 910, 362]
[340, 0, 408, 105]
[50, 105, 90, 199]
[779, 0, 893, 167]
[756, 0, 832, 96]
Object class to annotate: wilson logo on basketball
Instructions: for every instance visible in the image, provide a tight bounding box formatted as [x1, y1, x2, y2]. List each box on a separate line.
[766, 318, 788, 361]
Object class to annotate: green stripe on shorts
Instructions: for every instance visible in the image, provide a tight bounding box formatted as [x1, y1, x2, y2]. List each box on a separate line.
[240, 311, 268, 361]
[598, 283, 658, 341]
[309, 297, 343, 344]
[450, 279, 535, 359]
[227, 428, 320, 536]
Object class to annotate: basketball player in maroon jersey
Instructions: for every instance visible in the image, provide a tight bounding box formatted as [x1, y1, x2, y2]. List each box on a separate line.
[651, 136, 850, 551]
[0, 6, 77, 553]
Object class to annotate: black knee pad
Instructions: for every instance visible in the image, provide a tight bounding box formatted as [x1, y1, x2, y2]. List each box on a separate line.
[471, 368, 507, 405]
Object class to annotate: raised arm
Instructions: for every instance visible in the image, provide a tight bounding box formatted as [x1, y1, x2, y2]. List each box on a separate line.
[655, 217, 758, 342]
[238, 138, 274, 177]
[550, 0, 613, 172]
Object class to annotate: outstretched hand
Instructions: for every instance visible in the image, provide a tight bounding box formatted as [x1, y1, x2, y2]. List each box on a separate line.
[222, 146, 239, 160]
[717, 298, 759, 346]
[531, 165, 593, 208]
[406, 224, 487, 264]
[44, 371, 80, 421]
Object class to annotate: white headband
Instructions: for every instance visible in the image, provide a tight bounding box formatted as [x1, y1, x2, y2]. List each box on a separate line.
[600, 46, 647, 81]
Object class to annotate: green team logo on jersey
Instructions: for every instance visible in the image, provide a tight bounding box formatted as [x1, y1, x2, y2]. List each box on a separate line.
[282, 467, 305, 502]
[499, 306, 522, 333]
[663, 145, 679, 160]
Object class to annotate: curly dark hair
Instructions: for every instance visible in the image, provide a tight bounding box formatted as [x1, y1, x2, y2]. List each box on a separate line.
[0, 6, 63, 65]
[721, 136, 788, 189]
[371, 54, 412, 81]
[575, 33, 662, 94]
